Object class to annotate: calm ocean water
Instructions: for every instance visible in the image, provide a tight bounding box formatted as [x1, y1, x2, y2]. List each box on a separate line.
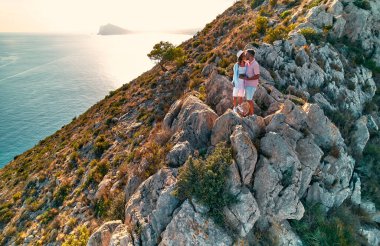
[0, 32, 191, 167]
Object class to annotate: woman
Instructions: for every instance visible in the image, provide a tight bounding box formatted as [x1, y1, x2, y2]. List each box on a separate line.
[232, 50, 247, 113]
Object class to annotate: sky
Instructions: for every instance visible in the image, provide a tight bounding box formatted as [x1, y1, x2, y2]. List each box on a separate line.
[0, 0, 236, 33]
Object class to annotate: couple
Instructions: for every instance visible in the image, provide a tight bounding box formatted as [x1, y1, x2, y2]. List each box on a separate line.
[232, 49, 260, 116]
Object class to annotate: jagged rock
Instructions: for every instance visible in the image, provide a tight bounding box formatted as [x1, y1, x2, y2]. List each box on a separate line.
[350, 116, 370, 156]
[360, 201, 376, 214]
[166, 141, 192, 167]
[223, 187, 260, 237]
[268, 221, 303, 246]
[201, 63, 216, 77]
[289, 32, 307, 47]
[280, 100, 307, 131]
[306, 6, 333, 28]
[253, 132, 304, 226]
[211, 110, 265, 146]
[205, 71, 233, 115]
[87, 220, 123, 246]
[95, 176, 113, 200]
[159, 200, 233, 245]
[125, 176, 142, 203]
[109, 224, 133, 246]
[295, 48, 309, 67]
[296, 135, 324, 197]
[327, 0, 344, 15]
[230, 125, 258, 185]
[330, 16, 346, 39]
[350, 173, 362, 205]
[303, 103, 344, 149]
[360, 227, 380, 246]
[227, 161, 243, 196]
[312, 93, 336, 112]
[367, 115, 379, 133]
[211, 110, 242, 145]
[125, 168, 179, 246]
[295, 63, 325, 88]
[307, 151, 355, 208]
[165, 96, 218, 150]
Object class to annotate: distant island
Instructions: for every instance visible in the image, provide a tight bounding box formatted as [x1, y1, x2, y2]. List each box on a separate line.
[98, 23, 129, 35]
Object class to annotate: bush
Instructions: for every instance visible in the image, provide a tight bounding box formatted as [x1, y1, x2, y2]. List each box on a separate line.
[94, 197, 110, 218]
[173, 143, 237, 227]
[255, 16, 269, 35]
[279, 10, 292, 19]
[251, 0, 265, 9]
[263, 25, 290, 43]
[299, 28, 322, 44]
[358, 142, 380, 207]
[291, 202, 368, 245]
[307, 0, 323, 8]
[353, 0, 371, 10]
[93, 135, 111, 158]
[53, 182, 71, 207]
[0, 202, 14, 224]
[106, 192, 126, 220]
[62, 225, 90, 246]
[88, 160, 110, 184]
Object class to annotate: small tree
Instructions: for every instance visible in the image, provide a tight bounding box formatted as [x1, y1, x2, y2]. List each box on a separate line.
[147, 41, 186, 71]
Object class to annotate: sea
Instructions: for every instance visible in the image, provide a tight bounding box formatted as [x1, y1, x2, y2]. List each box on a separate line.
[0, 32, 192, 167]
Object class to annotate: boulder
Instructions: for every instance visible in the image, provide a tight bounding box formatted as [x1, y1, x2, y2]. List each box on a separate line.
[125, 168, 179, 246]
[359, 227, 380, 246]
[165, 96, 218, 150]
[159, 200, 233, 246]
[224, 187, 261, 237]
[201, 63, 216, 77]
[166, 141, 192, 167]
[95, 176, 113, 200]
[306, 6, 333, 28]
[230, 126, 258, 186]
[205, 71, 233, 115]
[295, 135, 324, 197]
[253, 132, 304, 226]
[109, 224, 133, 246]
[350, 116, 370, 156]
[303, 103, 344, 149]
[211, 110, 265, 146]
[87, 220, 123, 246]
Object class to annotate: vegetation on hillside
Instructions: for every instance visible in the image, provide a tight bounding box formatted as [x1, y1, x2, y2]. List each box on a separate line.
[173, 143, 237, 227]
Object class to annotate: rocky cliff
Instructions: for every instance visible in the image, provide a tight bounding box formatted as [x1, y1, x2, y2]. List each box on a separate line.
[98, 24, 129, 35]
[1, 0, 379, 245]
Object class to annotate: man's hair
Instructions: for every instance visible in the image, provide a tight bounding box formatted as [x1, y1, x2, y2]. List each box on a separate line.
[246, 49, 255, 57]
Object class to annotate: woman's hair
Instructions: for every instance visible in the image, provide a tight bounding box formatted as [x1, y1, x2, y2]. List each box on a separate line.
[238, 53, 245, 63]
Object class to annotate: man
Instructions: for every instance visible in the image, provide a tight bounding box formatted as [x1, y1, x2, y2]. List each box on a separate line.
[241, 49, 260, 116]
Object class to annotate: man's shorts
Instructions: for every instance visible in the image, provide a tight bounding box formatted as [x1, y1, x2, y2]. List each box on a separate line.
[245, 86, 256, 100]
[233, 87, 245, 97]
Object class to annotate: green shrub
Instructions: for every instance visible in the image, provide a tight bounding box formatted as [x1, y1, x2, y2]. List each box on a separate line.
[299, 28, 322, 44]
[173, 143, 237, 227]
[264, 25, 290, 43]
[279, 10, 292, 19]
[38, 208, 59, 224]
[307, 0, 323, 8]
[353, 0, 371, 10]
[93, 135, 111, 158]
[255, 16, 269, 35]
[251, 0, 265, 9]
[94, 197, 110, 218]
[0, 202, 14, 224]
[53, 182, 71, 207]
[269, 0, 278, 7]
[88, 160, 110, 185]
[62, 225, 90, 246]
[357, 142, 380, 207]
[106, 192, 126, 220]
[291, 202, 368, 245]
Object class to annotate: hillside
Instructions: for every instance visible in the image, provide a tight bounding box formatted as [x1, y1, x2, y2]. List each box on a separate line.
[98, 24, 129, 35]
[1, 0, 379, 245]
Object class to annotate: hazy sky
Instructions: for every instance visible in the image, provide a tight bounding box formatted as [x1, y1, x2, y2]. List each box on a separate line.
[0, 0, 236, 33]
